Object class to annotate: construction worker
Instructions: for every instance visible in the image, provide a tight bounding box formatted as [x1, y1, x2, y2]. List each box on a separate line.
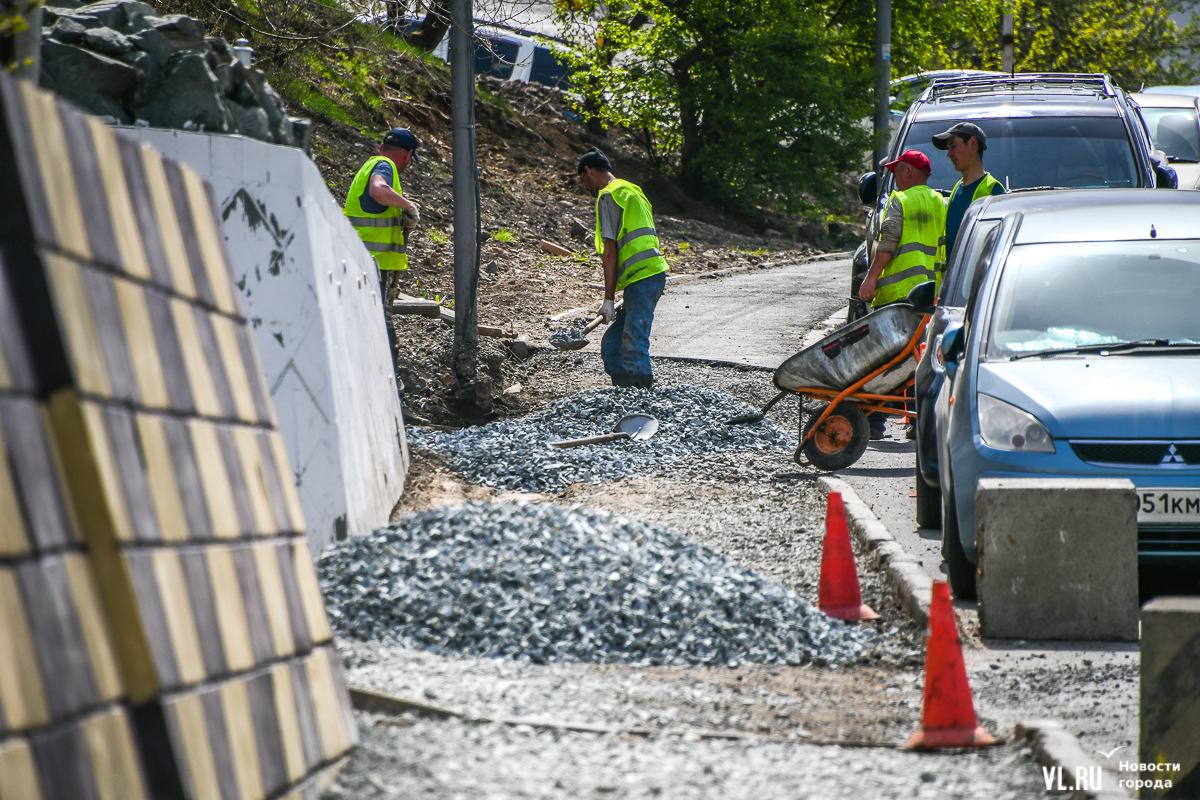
[858, 149, 946, 307]
[344, 127, 421, 305]
[578, 147, 669, 389]
[858, 149, 945, 439]
[933, 122, 1005, 259]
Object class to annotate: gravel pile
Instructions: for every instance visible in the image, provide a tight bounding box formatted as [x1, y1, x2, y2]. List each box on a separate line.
[406, 386, 789, 492]
[319, 502, 872, 667]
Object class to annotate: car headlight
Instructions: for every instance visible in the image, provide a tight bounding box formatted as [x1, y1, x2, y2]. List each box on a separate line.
[977, 393, 1055, 453]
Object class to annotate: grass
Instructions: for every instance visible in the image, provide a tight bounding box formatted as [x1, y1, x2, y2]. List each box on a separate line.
[493, 228, 516, 242]
[428, 229, 450, 244]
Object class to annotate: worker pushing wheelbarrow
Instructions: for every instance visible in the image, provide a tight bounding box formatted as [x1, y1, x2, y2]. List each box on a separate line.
[729, 303, 929, 471]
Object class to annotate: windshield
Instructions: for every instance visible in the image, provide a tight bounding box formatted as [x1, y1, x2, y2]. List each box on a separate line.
[899, 117, 1140, 191]
[985, 241, 1200, 359]
[1139, 107, 1200, 161]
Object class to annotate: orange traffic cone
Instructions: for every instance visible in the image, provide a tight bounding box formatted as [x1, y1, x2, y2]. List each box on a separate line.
[818, 492, 879, 621]
[905, 580, 996, 749]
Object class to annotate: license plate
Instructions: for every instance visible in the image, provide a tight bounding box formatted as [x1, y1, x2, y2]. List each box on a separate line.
[1138, 489, 1200, 523]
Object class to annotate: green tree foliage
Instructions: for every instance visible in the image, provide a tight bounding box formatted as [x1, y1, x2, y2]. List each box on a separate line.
[561, 0, 1198, 212]
[556, 0, 872, 212]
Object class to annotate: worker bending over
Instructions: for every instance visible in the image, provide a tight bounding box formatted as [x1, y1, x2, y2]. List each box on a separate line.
[933, 122, 1005, 261]
[578, 147, 669, 389]
[344, 127, 422, 305]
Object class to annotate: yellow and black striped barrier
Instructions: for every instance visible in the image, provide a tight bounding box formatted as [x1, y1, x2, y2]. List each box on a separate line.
[0, 73, 355, 799]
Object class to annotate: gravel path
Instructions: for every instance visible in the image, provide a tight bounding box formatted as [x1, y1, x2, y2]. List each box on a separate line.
[324, 713, 1049, 800]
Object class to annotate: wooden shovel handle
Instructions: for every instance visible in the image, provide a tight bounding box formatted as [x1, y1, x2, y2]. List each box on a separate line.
[550, 432, 631, 448]
[581, 301, 624, 335]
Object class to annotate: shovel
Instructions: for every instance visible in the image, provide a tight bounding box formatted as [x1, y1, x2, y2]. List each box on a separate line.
[550, 413, 659, 448]
[725, 390, 790, 425]
[550, 302, 623, 351]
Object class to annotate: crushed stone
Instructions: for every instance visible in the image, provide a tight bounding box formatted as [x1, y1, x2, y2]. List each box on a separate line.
[318, 501, 874, 667]
[406, 386, 789, 493]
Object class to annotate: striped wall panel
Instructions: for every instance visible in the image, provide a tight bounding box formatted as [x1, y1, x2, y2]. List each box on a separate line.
[0, 72, 354, 798]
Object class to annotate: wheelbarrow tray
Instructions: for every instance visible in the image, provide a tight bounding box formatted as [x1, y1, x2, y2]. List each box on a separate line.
[774, 305, 924, 396]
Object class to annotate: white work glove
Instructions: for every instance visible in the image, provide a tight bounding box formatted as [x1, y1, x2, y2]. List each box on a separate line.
[401, 204, 420, 233]
[599, 299, 615, 324]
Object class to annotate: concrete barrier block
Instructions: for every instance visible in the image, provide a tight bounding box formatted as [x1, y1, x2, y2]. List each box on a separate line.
[976, 478, 1138, 641]
[1140, 596, 1200, 798]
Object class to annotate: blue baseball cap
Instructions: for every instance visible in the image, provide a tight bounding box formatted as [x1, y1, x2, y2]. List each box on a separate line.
[382, 127, 419, 158]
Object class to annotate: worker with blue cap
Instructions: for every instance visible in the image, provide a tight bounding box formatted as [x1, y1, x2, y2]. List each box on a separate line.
[344, 127, 421, 305]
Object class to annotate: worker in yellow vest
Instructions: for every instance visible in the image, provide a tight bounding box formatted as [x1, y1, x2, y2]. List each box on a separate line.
[344, 128, 421, 305]
[859, 149, 946, 307]
[933, 122, 1005, 261]
[578, 148, 669, 389]
[859, 149, 946, 439]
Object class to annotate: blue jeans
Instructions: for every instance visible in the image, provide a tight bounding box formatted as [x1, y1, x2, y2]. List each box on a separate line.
[601, 271, 666, 384]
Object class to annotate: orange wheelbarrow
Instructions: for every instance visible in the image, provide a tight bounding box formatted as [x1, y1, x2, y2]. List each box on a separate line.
[728, 305, 929, 471]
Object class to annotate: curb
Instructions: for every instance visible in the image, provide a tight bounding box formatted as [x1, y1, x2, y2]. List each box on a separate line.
[817, 476, 934, 628]
[1016, 720, 1132, 799]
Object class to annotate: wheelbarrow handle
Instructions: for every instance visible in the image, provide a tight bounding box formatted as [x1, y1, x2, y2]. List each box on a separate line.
[550, 432, 631, 448]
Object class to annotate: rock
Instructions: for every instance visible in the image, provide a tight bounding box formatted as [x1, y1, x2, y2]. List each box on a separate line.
[290, 116, 314, 153]
[485, 260, 500, 274]
[540, 240, 571, 257]
[569, 218, 589, 240]
[763, 228, 783, 238]
[49, 17, 89, 43]
[229, 101, 271, 140]
[71, 0, 155, 30]
[794, 217, 829, 248]
[82, 26, 132, 55]
[135, 51, 232, 132]
[151, 14, 207, 50]
[40, 38, 137, 107]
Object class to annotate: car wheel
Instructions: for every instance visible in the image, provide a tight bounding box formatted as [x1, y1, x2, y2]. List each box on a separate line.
[941, 484, 977, 599]
[798, 403, 870, 471]
[915, 461, 941, 528]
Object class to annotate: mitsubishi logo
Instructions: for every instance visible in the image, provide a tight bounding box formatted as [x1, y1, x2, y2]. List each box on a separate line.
[1162, 444, 1186, 464]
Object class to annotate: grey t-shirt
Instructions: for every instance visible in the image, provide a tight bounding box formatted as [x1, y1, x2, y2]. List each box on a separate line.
[598, 193, 623, 242]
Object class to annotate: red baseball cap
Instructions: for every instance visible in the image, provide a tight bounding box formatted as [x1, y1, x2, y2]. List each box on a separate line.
[883, 150, 932, 175]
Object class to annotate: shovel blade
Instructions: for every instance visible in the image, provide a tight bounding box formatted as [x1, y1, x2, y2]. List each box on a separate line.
[725, 412, 766, 426]
[615, 413, 658, 440]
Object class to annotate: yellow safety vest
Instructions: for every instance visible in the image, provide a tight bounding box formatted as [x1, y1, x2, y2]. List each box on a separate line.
[344, 156, 407, 271]
[874, 184, 947, 307]
[936, 172, 1004, 271]
[594, 179, 668, 291]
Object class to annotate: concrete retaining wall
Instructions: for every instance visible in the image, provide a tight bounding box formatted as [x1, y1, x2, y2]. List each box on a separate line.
[976, 478, 1139, 641]
[1140, 596, 1200, 798]
[114, 125, 408, 552]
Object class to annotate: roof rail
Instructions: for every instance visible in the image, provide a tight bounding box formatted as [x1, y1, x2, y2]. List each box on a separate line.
[921, 73, 1116, 102]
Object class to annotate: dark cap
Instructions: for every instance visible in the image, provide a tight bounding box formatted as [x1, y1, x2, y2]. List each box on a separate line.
[932, 122, 987, 152]
[577, 146, 612, 173]
[383, 127, 419, 155]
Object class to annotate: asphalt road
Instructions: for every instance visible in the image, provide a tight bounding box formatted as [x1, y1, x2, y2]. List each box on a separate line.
[647, 257, 1139, 759]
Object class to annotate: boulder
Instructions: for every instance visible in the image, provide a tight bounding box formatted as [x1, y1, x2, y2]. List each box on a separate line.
[71, 0, 156, 30]
[151, 14, 206, 50]
[135, 51, 232, 132]
[128, 27, 172, 64]
[82, 26, 133, 55]
[41, 38, 137, 100]
[49, 17, 90, 43]
[229, 102, 271, 140]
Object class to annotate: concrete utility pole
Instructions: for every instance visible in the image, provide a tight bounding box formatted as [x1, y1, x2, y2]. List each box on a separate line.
[873, 0, 892, 173]
[450, 0, 479, 376]
[1001, 8, 1014, 74]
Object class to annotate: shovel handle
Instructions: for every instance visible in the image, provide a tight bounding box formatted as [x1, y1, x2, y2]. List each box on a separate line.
[550, 432, 631, 448]
[581, 301, 624, 335]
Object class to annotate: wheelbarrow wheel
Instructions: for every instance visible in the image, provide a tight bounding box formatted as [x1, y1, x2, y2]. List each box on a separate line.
[797, 403, 870, 471]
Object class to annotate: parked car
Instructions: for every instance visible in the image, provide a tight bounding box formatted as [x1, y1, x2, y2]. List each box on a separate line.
[1130, 92, 1200, 189]
[853, 73, 1176, 321]
[392, 17, 572, 88]
[932, 189, 1200, 598]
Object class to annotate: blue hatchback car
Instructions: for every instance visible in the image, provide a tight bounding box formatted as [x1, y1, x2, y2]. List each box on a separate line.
[935, 189, 1200, 598]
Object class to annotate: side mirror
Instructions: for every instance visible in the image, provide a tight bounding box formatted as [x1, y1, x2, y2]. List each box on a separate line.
[1155, 163, 1179, 189]
[858, 172, 878, 206]
[940, 323, 965, 372]
[906, 280, 937, 314]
